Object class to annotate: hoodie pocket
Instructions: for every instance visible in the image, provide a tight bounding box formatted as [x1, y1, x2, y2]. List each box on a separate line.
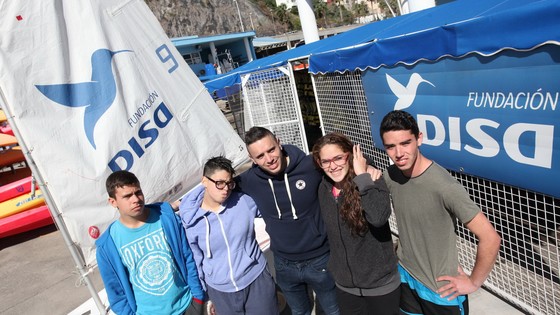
[203, 260, 230, 286]
[203, 247, 260, 287]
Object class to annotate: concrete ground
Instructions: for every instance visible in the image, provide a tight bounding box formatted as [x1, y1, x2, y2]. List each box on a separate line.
[1, 226, 527, 315]
[0, 225, 104, 315]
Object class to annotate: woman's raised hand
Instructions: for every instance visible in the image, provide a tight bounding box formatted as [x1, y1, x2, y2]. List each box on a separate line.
[353, 144, 367, 175]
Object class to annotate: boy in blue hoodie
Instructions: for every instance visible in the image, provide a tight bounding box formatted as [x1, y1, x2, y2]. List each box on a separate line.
[96, 171, 205, 315]
[179, 156, 278, 314]
[236, 127, 340, 315]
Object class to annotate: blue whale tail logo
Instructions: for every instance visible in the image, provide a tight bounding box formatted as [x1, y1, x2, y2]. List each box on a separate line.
[36, 48, 132, 149]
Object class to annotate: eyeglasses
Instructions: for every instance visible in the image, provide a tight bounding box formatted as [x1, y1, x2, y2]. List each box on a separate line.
[318, 153, 349, 169]
[205, 176, 236, 190]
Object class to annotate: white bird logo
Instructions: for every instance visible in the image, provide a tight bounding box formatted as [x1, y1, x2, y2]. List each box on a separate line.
[386, 73, 435, 110]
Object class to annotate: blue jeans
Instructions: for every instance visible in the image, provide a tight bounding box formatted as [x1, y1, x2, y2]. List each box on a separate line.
[274, 252, 340, 315]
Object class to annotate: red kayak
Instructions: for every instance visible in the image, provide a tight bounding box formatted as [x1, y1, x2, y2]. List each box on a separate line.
[0, 176, 36, 203]
[0, 205, 53, 238]
[0, 124, 14, 136]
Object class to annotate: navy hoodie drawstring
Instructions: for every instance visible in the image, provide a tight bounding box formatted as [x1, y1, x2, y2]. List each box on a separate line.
[267, 173, 298, 219]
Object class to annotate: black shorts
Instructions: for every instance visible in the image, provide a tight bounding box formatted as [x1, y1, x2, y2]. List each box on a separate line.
[399, 265, 469, 315]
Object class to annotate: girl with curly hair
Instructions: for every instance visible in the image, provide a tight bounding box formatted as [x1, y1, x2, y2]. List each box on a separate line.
[312, 133, 400, 315]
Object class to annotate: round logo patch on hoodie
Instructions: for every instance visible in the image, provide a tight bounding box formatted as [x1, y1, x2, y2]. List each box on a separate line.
[295, 180, 306, 190]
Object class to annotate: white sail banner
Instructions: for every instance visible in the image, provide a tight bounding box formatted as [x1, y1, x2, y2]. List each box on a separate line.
[0, 0, 248, 265]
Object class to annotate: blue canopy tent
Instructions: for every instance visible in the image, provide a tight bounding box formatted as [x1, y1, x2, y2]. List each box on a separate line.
[205, 0, 560, 198]
[309, 0, 560, 74]
[205, 0, 560, 94]
[303, 4, 560, 315]
[308, 0, 560, 199]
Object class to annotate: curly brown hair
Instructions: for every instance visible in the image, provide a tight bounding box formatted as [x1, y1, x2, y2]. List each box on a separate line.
[312, 133, 368, 236]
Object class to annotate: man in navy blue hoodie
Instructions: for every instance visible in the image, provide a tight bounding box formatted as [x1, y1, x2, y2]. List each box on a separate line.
[96, 171, 205, 315]
[236, 127, 340, 315]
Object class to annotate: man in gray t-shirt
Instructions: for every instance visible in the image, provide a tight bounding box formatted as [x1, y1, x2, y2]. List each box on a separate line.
[380, 110, 501, 315]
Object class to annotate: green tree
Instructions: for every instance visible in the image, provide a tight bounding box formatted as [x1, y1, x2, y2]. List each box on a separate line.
[288, 14, 301, 30]
[352, 2, 369, 17]
[313, 0, 328, 28]
[340, 5, 353, 24]
[263, 0, 276, 8]
[335, 0, 343, 22]
[290, 5, 298, 15]
[378, 0, 399, 17]
[326, 2, 340, 25]
[275, 3, 288, 24]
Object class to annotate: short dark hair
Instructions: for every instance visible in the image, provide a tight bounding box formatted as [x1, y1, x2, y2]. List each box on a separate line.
[244, 126, 276, 146]
[106, 171, 140, 198]
[379, 110, 420, 140]
[203, 156, 236, 177]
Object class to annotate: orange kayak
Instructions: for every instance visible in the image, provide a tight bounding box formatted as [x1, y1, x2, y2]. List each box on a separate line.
[0, 146, 24, 168]
[0, 134, 17, 147]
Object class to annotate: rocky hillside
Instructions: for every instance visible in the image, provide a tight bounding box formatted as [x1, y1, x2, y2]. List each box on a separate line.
[145, 0, 276, 37]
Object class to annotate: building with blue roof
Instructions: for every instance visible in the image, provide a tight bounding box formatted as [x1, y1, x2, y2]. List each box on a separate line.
[171, 31, 257, 82]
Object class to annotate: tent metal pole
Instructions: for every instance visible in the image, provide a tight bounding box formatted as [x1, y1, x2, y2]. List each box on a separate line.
[0, 93, 107, 314]
[286, 62, 310, 154]
[309, 68, 325, 137]
[385, 0, 397, 17]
